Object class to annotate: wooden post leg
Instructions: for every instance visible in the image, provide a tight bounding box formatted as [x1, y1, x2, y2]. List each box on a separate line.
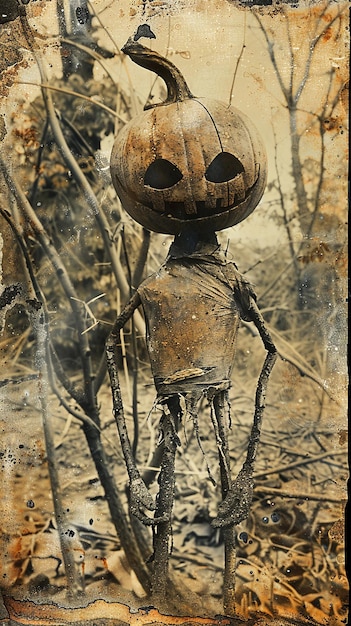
[213, 391, 237, 616]
[151, 399, 180, 606]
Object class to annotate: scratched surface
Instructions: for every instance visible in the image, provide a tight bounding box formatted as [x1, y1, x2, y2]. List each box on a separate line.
[0, 0, 348, 624]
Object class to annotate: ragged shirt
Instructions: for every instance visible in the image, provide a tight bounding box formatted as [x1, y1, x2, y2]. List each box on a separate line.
[138, 244, 255, 397]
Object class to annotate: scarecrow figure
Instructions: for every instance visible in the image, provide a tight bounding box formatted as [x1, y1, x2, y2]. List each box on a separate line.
[106, 40, 277, 606]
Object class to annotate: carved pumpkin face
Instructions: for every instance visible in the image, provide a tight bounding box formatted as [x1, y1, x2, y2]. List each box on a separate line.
[110, 42, 267, 235]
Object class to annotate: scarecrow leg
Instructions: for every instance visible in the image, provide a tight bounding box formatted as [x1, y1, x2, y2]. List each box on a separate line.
[211, 391, 237, 613]
[151, 395, 181, 604]
[106, 292, 167, 525]
[211, 390, 232, 496]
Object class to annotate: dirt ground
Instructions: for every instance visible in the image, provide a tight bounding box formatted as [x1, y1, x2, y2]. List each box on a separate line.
[0, 338, 348, 625]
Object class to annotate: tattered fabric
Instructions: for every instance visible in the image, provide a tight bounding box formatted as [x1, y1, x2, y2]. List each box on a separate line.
[138, 246, 256, 399]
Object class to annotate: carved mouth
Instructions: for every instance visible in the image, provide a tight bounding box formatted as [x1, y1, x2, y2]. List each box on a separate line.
[160, 198, 229, 220]
[117, 176, 260, 224]
[155, 184, 257, 220]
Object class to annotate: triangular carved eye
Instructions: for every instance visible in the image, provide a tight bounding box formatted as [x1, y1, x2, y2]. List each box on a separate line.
[205, 152, 244, 183]
[145, 159, 183, 189]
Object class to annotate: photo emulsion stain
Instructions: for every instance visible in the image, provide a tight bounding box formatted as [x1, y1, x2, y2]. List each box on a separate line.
[0, 1, 348, 624]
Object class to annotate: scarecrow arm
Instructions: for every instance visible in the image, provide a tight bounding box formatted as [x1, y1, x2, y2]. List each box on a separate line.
[246, 296, 277, 354]
[212, 295, 277, 528]
[106, 292, 166, 525]
[242, 295, 277, 468]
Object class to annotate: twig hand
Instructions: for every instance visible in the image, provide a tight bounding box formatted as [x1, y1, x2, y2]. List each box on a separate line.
[212, 464, 254, 528]
[129, 476, 169, 526]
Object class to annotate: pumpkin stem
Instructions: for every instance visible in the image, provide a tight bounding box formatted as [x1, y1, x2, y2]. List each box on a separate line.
[122, 39, 194, 108]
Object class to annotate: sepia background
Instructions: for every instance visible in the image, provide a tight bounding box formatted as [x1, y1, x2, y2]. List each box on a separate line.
[0, 0, 348, 624]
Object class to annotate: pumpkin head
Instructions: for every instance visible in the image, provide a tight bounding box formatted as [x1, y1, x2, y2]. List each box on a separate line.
[110, 41, 267, 235]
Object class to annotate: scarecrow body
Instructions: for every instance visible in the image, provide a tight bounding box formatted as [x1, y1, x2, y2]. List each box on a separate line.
[106, 40, 277, 607]
[138, 243, 247, 399]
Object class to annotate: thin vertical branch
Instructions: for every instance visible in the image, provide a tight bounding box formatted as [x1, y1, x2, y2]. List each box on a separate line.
[1, 2, 155, 597]
[0, 205, 83, 596]
[132, 229, 151, 289]
[0, 158, 95, 405]
[87, 0, 140, 118]
[253, 13, 290, 104]
[271, 123, 298, 274]
[120, 228, 145, 457]
[294, 5, 344, 105]
[0, 192, 153, 595]
[228, 12, 247, 107]
[253, 2, 347, 239]
[19, 6, 145, 336]
[284, 8, 295, 97]
[304, 70, 343, 245]
[36, 314, 84, 597]
[39, 85, 145, 334]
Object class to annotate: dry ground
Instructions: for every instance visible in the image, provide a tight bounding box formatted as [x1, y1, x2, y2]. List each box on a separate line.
[0, 331, 348, 625]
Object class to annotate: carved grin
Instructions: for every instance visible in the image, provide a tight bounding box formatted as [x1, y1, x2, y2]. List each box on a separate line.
[150, 180, 259, 221]
[160, 197, 242, 220]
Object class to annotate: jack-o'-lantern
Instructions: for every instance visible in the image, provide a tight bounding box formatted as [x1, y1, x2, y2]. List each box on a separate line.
[110, 41, 267, 235]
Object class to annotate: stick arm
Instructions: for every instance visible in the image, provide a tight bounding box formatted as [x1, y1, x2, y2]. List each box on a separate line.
[106, 292, 163, 524]
[244, 296, 277, 467]
[106, 292, 141, 478]
[212, 294, 277, 528]
[245, 295, 277, 355]
[244, 297, 277, 467]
